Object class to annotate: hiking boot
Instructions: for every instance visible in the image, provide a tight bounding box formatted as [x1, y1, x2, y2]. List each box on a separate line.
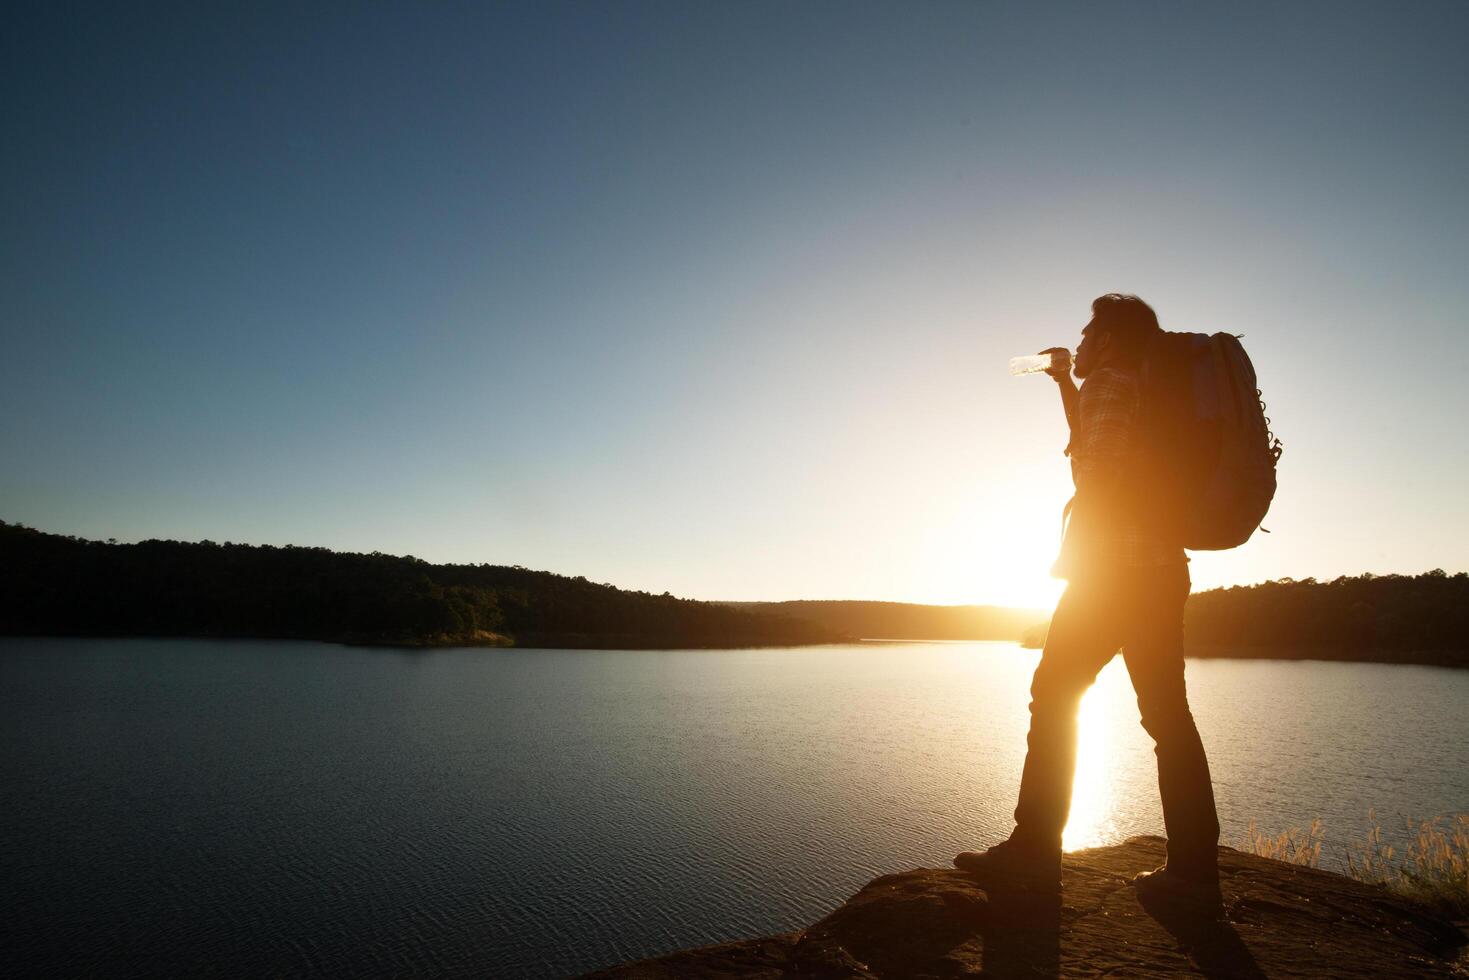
[1131, 864, 1223, 916]
[953, 838, 1062, 890]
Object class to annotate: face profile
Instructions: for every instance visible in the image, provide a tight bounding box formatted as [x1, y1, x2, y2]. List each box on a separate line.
[1072, 321, 1106, 379]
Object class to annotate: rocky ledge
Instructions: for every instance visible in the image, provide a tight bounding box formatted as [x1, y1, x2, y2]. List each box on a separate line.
[582, 836, 1467, 978]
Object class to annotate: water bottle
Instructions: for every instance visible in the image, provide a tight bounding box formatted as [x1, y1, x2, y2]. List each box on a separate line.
[1009, 350, 1072, 377]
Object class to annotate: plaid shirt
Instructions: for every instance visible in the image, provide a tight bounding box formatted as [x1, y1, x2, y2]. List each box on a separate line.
[1053, 366, 1185, 577]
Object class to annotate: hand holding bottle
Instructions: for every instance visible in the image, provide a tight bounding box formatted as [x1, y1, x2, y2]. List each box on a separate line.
[1009, 348, 1073, 380]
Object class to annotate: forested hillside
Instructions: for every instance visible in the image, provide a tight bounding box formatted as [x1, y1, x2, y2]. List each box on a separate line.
[0, 522, 842, 649]
[1185, 571, 1469, 665]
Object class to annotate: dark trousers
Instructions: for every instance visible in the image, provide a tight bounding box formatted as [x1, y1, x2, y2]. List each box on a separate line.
[1013, 563, 1221, 873]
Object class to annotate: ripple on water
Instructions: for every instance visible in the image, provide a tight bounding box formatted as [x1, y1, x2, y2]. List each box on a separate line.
[1, 638, 1465, 977]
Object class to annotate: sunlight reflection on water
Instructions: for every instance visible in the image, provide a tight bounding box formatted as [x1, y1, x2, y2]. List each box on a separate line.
[1056, 658, 1187, 852]
[1063, 683, 1114, 850]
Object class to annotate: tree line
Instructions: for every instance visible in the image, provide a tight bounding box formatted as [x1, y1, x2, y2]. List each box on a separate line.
[6, 521, 1463, 663]
[1021, 571, 1469, 667]
[0, 522, 841, 648]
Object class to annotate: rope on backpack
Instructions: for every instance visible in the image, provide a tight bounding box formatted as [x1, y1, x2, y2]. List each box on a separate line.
[1258, 389, 1284, 463]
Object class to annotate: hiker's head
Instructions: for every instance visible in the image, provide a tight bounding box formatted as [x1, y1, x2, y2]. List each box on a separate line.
[1075, 293, 1160, 378]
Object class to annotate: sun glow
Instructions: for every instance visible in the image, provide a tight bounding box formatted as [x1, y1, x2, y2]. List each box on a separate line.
[915, 495, 1068, 610]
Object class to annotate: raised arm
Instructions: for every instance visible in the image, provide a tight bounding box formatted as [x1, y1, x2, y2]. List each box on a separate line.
[1038, 347, 1079, 441]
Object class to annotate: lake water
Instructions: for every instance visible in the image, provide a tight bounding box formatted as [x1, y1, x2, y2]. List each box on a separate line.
[3, 638, 1466, 977]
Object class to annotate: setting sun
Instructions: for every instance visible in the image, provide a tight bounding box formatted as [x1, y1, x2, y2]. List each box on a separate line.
[915, 484, 1069, 610]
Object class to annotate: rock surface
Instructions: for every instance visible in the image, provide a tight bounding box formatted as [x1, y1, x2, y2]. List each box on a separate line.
[581, 836, 1466, 978]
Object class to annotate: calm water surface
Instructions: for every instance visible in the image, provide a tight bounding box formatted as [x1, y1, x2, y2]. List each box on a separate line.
[3, 638, 1466, 977]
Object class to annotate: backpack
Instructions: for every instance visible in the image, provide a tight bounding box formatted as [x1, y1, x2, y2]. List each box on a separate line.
[1136, 331, 1283, 550]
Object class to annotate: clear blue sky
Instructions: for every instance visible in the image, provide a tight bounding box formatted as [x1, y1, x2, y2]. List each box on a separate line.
[4, 1, 1466, 607]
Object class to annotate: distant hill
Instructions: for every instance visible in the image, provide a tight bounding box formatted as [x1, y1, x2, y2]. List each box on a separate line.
[726, 600, 1047, 642]
[0, 521, 843, 649]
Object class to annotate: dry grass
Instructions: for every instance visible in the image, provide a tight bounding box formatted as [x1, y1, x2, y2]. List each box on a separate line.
[1244, 817, 1325, 867]
[1241, 810, 1469, 917]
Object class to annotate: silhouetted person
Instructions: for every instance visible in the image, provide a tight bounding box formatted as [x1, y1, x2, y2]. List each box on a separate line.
[956, 294, 1222, 912]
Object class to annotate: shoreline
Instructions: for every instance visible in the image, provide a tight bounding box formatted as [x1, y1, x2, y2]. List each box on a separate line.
[3, 632, 1464, 666]
[0, 629, 850, 651]
[1015, 638, 1466, 669]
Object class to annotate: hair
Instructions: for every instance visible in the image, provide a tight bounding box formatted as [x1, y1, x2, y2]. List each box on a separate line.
[1089, 293, 1161, 363]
